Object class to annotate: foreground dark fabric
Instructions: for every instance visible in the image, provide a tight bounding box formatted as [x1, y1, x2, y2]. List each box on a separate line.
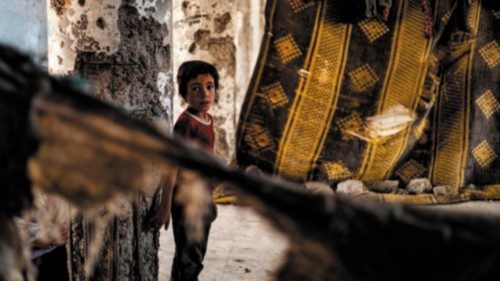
[2, 43, 500, 281]
[236, 0, 500, 199]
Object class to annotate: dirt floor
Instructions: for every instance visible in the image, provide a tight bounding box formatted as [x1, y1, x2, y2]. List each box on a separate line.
[158, 205, 289, 281]
[158, 201, 500, 281]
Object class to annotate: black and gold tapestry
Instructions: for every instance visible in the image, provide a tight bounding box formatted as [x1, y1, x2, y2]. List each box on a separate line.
[236, 0, 500, 202]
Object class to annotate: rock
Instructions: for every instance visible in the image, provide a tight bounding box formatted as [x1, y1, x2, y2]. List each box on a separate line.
[433, 186, 459, 196]
[305, 181, 334, 196]
[465, 183, 477, 190]
[245, 165, 265, 177]
[406, 178, 433, 194]
[336, 180, 365, 195]
[367, 180, 399, 193]
[396, 188, 409, 195]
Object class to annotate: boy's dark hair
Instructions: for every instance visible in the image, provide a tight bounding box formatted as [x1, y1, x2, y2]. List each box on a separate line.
[177, 60, 219, 99]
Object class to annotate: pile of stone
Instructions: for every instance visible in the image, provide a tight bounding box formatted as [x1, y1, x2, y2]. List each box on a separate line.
[331, 178, 461, 197]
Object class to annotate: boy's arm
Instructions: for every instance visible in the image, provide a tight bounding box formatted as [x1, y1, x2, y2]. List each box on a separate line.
[146, 167, 178, 231]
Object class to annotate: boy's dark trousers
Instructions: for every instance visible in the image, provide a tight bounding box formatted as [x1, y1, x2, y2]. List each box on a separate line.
[33, 246, 69, 281]
[170, 194, 217, 281]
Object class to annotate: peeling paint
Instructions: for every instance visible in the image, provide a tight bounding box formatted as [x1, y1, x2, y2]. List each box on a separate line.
[206, 36, 236, 76]
[96, 17, 106, 29]
[157, 70, 174, 118]
[214, 12, 231, 33]
[51, 0, 71, 16]
[160, 74, 174, 123]
[48, 0, 122, 74]
[157, 71, 169, 95]
[49, 1, 173, 280]
[193, 29, 211, 47]
[133, 0, 171, 24]
[71, 3, 172, 125]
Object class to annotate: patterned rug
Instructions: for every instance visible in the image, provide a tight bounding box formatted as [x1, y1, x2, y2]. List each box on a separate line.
[236, 0, 500, 203]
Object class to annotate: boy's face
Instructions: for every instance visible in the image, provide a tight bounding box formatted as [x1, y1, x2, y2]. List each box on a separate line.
[185, 74, 216, 115]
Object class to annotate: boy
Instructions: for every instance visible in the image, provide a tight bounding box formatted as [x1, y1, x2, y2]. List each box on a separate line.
[148, 60, 219, 281]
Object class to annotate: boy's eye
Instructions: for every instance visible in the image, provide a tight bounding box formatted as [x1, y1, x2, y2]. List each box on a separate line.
[191, 86, 199, 92]
[207, 85, 214, 91]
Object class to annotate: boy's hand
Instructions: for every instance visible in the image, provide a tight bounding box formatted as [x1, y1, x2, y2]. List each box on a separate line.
[33, 224, 69, 249]
[144, 171, 176, 232]
[144, 205, 170, 232]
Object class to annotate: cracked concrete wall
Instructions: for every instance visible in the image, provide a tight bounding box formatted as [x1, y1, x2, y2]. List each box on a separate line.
[0, 0, 48, 66]
[234, 0, 266, 126]
[172, 0, 264, 163]
[47, 1, 173, 279]
[48, 0, 173, 128]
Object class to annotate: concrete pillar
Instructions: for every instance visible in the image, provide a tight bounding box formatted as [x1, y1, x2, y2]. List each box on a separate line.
[172, 0, 264, 162]
[47, 1, 173, 279]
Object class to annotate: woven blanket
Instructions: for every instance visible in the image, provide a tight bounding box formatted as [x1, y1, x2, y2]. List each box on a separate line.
[236, 0, 500, 203]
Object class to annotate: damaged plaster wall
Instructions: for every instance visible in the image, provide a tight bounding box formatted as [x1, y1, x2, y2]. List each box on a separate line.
[47, 1, 173, 280]
[172, 0, 264, 162]
[0, 0, 47, 66]
[234, 0, 266, 124]
[48, 0, 173, 128]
